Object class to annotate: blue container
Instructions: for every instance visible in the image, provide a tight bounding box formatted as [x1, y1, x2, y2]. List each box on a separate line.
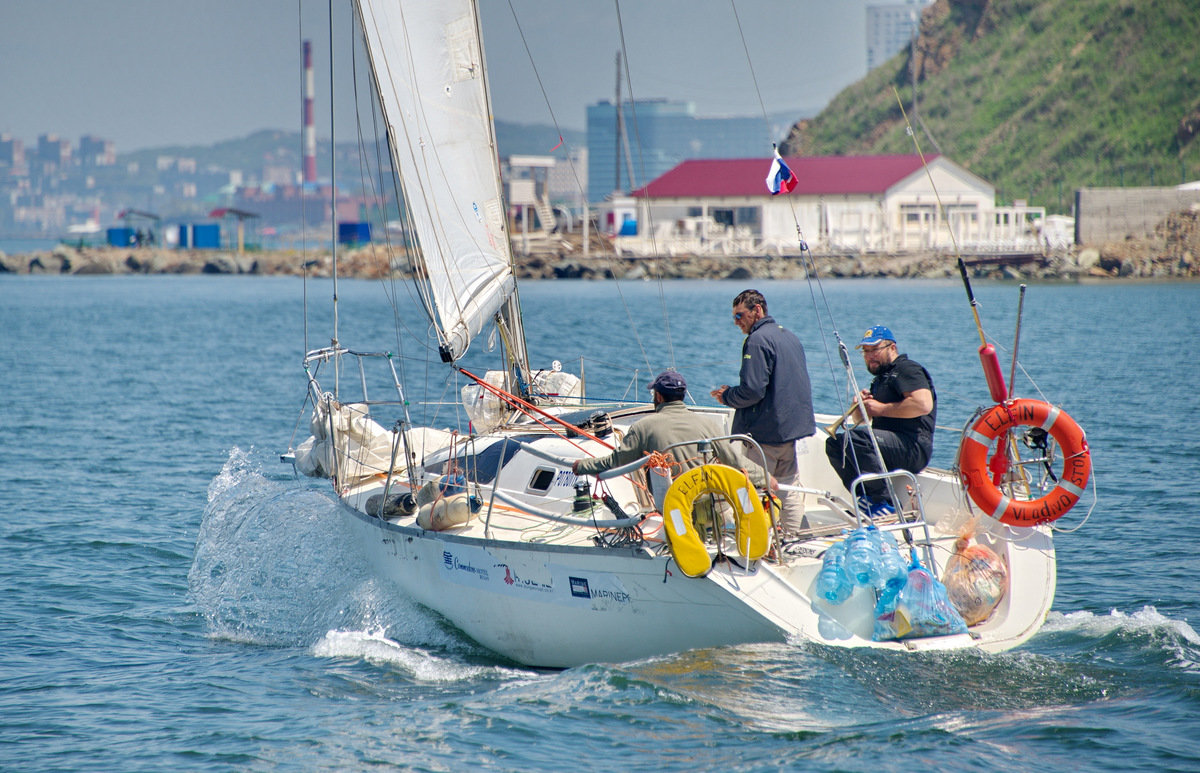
[192, 223, 220, 249]
[106, 227, 135, 247]
[338, 221, 371, 245]
[176, 223, 221, 249]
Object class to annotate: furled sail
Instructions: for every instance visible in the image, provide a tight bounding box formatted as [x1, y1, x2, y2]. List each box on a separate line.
[356, 0, 517, 363]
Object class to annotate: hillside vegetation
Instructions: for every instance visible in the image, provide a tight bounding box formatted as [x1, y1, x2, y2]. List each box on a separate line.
[782, 0, 1200, 214]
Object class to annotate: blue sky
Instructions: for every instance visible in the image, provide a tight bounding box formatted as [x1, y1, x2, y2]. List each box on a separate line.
[0, 0, 875, 152]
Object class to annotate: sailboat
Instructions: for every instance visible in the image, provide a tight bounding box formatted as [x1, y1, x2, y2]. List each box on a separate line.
[286, 0, 1091, 668]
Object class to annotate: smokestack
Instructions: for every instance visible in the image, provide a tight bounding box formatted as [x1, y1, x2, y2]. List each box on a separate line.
[302, 40, 317, 184]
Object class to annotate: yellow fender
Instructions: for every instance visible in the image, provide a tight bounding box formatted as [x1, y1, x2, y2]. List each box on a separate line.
[661, 464, 770, 578]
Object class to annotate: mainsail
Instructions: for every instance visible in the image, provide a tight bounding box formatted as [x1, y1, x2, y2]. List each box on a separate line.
[356, 0, 522, 365]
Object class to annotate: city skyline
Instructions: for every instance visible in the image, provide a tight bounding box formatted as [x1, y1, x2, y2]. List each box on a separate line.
[0, 0, 879, 153]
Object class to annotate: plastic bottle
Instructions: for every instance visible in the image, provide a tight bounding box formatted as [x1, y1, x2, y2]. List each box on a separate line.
[876, 528, 909, 589]
[816, 538, 853, 604]
[844, 526, 881, 587]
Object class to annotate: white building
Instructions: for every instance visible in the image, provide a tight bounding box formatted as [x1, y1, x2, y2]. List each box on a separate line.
[608, 154, 1045, 256]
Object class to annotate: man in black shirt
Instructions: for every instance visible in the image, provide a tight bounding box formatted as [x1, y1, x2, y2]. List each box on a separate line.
[825, 325, 936, 511]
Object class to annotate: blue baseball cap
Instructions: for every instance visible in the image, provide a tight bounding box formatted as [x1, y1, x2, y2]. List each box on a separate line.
[648, 370, 687, 398]
[856, 325, 896, 348]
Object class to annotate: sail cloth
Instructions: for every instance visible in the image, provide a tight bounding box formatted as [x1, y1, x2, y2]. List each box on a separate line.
[357, 0, 516, 362]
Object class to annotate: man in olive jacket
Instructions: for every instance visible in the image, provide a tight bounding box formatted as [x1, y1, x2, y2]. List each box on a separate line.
[710, 289, 816, 536]
[573, 370, 767, 490]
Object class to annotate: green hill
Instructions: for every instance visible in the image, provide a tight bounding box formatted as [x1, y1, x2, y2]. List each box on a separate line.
[782, 0, 1200, 214]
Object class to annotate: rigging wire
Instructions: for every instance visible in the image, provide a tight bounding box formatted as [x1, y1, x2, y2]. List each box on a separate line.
[893, 85, 961, 258]
[345, 5, 425, 403]
[727, 0, 849, 410]
[328, 0, 340, 355]
[297, 1, 310, 359]
[612, 0, 675, 373]
[727, 0, 894, 490]
[501, 0, 658, 381]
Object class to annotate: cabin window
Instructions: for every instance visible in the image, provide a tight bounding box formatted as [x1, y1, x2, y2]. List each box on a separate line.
[529, 467, 555, 493]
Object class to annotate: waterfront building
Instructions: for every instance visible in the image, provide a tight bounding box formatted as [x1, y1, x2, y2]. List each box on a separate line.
[866, 0, 934, 71]
[608, 153, 1048, 255]
[585, 99, 767, 204]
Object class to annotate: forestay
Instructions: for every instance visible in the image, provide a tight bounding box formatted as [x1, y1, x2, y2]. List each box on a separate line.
[356, 0, 516, 362]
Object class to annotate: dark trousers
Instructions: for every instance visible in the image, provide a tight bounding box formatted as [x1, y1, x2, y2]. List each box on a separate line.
[825, 427, 927, 504]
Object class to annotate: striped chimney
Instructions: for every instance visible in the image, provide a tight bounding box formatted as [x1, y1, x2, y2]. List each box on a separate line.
[302, 40, 317, 184]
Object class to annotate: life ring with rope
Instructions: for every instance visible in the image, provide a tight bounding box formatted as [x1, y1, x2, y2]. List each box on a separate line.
[959, 399, 1091, 527]
[660, 464, 770, 577]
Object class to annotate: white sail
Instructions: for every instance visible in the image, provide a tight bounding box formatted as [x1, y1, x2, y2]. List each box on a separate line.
[356, 0, 515, 362]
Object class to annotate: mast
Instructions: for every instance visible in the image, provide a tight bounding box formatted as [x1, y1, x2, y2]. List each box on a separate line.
[471, 0, 532, 393]
[328, 7, 339, 353]
[613, 52, 622, 196]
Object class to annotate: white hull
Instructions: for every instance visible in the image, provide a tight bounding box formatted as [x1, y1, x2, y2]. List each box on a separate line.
[323, 410, 1056, 668]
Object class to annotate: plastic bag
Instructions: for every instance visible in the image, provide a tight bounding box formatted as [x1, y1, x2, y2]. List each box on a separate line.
[941, 535, 1008, 625]
[875, 557, 968, 640]
[892, 562, 968, 638]
[871, 575, 906, 641]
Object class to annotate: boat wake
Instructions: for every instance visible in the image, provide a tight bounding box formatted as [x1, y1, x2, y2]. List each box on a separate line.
[311, 628, 533, 682]
[1043, 607, 1200, 672]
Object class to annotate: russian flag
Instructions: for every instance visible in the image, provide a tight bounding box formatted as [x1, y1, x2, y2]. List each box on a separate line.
[765, 149, 798, 195]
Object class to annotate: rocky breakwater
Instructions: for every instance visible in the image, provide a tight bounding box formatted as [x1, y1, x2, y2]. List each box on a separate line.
[0, 243, 407, 279]
[4, 207, 1199, 281]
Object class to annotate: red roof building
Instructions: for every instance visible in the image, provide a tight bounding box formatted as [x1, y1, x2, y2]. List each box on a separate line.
[631, 155, 940, 199]
[601, 153, 1038, 255]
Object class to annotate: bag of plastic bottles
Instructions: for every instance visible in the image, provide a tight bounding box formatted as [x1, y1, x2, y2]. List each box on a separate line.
[941, 534, 1008, 625]
[890, 558, 968, 638]
[816, 537, 853, 604]
[870, 529, 910, 641]
[843, 526, 881, 587]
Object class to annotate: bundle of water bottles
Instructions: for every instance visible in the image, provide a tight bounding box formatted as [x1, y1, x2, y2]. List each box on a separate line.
[816, 525, 968, 641]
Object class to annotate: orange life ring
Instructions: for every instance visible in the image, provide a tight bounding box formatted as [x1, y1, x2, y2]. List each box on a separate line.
[959, 399, 1091, 527]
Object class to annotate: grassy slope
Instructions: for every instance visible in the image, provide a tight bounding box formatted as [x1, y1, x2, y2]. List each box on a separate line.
[783, 0, 1200, 213]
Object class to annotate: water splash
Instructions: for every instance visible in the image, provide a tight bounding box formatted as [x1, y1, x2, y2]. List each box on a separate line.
[188, 447, 373, 646]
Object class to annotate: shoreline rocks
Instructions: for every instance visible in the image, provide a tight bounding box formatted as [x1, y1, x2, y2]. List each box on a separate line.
[4, 207, 1199, 281]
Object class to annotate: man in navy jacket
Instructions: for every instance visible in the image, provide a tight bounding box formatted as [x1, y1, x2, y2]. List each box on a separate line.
[711, 289, 816, 536]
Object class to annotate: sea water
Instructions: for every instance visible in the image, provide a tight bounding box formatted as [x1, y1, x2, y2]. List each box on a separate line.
[2, 274, 1198, 772]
